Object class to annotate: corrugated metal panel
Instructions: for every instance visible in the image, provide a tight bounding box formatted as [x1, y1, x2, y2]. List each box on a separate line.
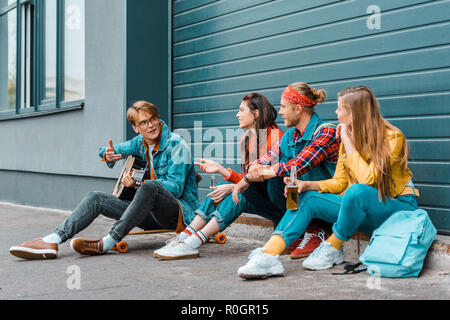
[171, 0, 450, 230]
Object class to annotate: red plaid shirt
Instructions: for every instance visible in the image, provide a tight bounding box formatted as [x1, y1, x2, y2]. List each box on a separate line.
[251, 125, 339, 177]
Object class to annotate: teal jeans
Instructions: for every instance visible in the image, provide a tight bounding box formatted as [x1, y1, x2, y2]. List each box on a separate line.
[272, 184, 418, 247]
[193, 195, 216, 222]
[194, 178, 286, 231]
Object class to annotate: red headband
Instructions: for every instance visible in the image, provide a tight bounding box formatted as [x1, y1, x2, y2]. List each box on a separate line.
[281, 85, 317, 107]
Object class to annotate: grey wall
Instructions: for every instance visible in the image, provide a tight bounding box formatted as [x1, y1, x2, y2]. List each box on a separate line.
[0, 0, 173, 211]
[0, 170, 114, 210]
[0, 0, 127, 208]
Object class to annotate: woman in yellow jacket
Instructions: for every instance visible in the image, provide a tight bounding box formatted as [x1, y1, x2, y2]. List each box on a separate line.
[237, 86, 419, 279]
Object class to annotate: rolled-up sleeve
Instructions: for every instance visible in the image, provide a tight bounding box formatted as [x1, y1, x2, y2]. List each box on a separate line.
[98, 136, 141, 169]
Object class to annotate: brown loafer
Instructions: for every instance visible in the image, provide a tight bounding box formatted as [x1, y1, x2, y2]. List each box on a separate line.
[70, 238, 104, 255]
[10, 238, 58, 260]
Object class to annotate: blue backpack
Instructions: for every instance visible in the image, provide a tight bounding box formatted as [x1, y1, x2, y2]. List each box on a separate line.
[357, 209, 437, 278]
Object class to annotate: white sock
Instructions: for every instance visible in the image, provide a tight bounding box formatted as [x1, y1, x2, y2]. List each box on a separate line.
[102, 235, 118, 252]
[42, 233, 62, 244]
[179, 226, 197, 241]
[184, 231, 207, 249]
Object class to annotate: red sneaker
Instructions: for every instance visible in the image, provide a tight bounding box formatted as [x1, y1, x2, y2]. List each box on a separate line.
[282, 237, 302, 255]
[290, 230, 325, 259]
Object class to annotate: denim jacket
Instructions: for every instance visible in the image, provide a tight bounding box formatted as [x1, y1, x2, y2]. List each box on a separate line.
[98, 120, 200, 225]
[279, 113, 337, 181]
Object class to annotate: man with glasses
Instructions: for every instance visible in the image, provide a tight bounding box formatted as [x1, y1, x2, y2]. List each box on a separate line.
[9, 101, 200, 259]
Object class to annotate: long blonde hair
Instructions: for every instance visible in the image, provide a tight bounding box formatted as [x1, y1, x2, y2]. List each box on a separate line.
[338, 86, 409, 201]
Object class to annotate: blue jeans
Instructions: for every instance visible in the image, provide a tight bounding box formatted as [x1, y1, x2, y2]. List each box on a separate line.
[272, 184, 418, 247]
[195, 178, 286, 232]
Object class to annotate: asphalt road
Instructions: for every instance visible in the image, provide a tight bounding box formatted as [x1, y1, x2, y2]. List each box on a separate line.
[1, 202, 449, 301]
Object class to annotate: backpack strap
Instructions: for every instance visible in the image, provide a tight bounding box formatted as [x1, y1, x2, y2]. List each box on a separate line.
[332, 262, 367, 275]
[313, 122, 337, 137]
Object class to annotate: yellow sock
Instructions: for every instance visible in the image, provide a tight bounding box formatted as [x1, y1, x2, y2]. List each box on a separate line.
[326, 233, 344, 250]
[262, 235, 286, 256]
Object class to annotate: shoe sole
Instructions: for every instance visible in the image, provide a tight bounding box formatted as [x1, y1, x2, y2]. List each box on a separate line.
[290, 253, 311, 259]
[153, 252, 199, 260]
[303, 256, 345, 270]
[238, 272, 284, 280]
[9, 247, 57, 260]
[238, 265, 285, 280]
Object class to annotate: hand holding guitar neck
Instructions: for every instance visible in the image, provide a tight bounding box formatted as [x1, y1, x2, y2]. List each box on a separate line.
[105, 139, 122, 162]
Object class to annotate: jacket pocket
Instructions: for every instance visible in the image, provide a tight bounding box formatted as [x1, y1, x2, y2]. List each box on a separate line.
[361, 234, 410, 265]
[155, 161, 168, 176]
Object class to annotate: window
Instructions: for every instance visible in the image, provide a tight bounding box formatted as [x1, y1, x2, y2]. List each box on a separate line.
[43, 0, 57, 101]
[64, 0, 84, 102]
[0, 3, 16, 112]
[0, 0, 85, 119]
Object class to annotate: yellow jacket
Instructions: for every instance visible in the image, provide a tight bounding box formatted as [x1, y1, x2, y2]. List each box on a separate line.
[317, 129, 419, 198]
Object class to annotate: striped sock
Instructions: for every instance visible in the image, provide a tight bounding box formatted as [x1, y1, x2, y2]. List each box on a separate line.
[184, 230, 208, 249]
[180, 226, 197, 241]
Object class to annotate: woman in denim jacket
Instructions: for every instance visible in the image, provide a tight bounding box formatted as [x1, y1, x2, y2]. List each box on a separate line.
[237, 86, 419, 279]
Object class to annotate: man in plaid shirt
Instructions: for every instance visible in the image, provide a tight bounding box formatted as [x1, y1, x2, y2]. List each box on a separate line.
[246, 121, 339, 180]
[230, 83, 340, 258]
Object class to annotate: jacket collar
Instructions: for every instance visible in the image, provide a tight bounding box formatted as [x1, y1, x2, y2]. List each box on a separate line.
[288, 112, 319, 146]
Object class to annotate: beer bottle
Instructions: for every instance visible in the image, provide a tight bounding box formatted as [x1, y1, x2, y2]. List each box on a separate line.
[286, 166, 298, 210]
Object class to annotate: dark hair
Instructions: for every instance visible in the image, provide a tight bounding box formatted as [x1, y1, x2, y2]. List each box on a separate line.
[240, 93, 278, 171]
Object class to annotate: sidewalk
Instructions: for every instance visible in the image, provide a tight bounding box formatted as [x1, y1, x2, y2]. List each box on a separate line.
[0, 202, 449, 300]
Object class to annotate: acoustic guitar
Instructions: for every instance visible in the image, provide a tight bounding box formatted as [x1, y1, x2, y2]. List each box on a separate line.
[112, 155, 148, 201]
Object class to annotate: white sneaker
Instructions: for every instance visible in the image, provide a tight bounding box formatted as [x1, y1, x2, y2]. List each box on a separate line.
[153, 241, 199, 260]
[237, 248, 284, 279]
[302, 241, 344, 270]
[153, 236, 183, 258]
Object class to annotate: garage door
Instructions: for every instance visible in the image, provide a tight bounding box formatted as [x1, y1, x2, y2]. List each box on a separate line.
[171, 0, 450, 232]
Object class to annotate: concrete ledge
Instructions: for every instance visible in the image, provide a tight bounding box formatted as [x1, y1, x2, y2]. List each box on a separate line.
[235, 215, 274, 228]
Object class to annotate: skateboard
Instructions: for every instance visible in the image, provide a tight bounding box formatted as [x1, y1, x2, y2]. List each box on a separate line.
[113, 230, 227, 253]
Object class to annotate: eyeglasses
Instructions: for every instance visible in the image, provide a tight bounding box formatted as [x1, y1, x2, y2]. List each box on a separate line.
[136, 117, 159, 128]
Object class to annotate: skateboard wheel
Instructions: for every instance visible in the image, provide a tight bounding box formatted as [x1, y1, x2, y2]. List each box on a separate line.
[116, 241, 129, 253]
[215, 233, 227, 244]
